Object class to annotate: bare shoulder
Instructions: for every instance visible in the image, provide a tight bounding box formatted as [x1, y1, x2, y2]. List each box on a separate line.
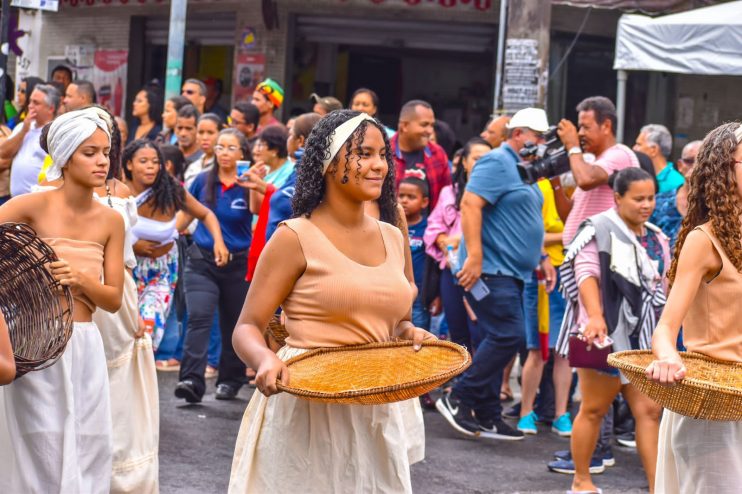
[92, 200, 125, 235]
[111, 179, 132, 199]
[260, 223, 307, 276]
[0, 191, 48, 224]
[678, 228, 721, 272]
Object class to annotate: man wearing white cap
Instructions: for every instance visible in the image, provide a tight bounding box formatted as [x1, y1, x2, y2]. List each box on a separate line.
[437, 107, 556, 440]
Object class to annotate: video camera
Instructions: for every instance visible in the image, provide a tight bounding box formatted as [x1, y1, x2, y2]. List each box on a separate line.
[516, 125, 571, 185]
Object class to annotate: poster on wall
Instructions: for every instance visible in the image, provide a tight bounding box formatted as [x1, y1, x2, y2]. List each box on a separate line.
[92, 50, 128, 118]
[233, 52, 265, 103]
[501, 38, 540, 113]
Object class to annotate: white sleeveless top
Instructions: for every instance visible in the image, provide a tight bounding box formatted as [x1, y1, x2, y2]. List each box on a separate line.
[95, 194, 139, 269]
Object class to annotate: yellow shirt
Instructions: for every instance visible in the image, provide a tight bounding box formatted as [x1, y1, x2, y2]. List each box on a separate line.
[538, 179, 565, 266]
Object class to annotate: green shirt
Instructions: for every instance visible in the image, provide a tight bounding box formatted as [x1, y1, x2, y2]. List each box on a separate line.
[656, 162, 685, 193]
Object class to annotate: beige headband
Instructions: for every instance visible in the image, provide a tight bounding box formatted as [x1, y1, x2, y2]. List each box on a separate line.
[735, 123, 742, 144]
[322, 113, 376, 174]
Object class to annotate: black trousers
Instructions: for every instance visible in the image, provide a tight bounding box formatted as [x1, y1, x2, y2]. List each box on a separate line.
[178, 246, 249, 398]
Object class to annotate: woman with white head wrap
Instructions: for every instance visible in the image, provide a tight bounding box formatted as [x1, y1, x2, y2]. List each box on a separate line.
[0, 107, 126, 493]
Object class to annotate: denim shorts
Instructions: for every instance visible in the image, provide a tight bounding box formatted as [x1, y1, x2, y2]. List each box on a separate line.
[523, 270, 567, 350]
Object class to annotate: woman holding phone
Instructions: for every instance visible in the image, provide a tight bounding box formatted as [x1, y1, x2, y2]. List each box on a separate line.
[175, 129, 254, 403]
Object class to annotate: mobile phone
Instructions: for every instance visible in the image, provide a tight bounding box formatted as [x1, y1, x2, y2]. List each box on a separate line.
[470, 279, 490, 301]
[593, 336, 614, 350]
[236, 160, 252, 182]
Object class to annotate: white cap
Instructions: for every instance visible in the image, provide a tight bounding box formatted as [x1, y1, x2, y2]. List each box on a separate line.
[506, 108, 549, 133]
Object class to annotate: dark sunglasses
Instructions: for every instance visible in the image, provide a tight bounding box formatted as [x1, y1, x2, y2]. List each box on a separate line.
[182, 89, 196, 96]
[679, 157, 695, 165]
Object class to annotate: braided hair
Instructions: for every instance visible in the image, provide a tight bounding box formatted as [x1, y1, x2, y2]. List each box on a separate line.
[122, 138, 184, 214]
[292, 109, 398, 225]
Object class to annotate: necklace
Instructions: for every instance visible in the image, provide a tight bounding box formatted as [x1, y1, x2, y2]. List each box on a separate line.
[105, 181, 113, 208]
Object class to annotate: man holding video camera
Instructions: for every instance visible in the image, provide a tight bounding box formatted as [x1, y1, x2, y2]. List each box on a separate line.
[557, 96, 639, 246]
[436, 107, 556, 441]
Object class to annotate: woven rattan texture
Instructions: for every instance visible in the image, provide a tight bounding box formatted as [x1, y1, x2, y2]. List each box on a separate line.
[266, 315, 288, 347]
[277, 340, 471, 405]
[0, 223, 74, 379]
[608, 350, 742, 421]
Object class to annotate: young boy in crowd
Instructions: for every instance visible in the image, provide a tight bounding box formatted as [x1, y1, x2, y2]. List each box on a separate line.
[398, 175, 430, 330]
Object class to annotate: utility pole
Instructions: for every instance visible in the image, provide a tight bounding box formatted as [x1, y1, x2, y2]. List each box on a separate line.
[501, 0, 552, 114]
[165, 0, 187, 100]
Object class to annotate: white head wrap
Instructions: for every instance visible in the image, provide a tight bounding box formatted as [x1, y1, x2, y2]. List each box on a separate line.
[322, 112, 376, 174]
[735, 123, 742, 145]
[45, 107, 112, 181]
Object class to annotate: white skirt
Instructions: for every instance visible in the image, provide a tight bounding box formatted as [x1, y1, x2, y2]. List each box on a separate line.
[94, 272, 160, 494]
[656, 410, 742, 494]
[0, 322, 112, 494]
[229, 345, 426, 494]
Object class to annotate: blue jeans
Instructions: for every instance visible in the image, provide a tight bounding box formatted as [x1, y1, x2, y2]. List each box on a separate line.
[440, 268, 479, 349]
[411, 297, 430, 330]
[523, 270, 566, 350]
[453, 275, 525, 421]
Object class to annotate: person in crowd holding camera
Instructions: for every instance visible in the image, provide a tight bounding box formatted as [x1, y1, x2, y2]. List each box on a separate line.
[556, 167, 667, 494]
[557, 96, 639, 247]
[436, 107, 556, 441]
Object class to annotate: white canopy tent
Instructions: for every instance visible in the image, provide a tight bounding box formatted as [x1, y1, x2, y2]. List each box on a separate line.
[612, 0, 742, 141]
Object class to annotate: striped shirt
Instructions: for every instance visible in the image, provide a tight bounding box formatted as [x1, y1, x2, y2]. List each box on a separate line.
[562, 143, 639, 246]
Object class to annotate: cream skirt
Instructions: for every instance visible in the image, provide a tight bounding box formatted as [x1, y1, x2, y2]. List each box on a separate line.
[0, 322, 112, 493]
[94, 272, 160, 494]
[656, 410, 742, 494]
[229, 345, 425, 494]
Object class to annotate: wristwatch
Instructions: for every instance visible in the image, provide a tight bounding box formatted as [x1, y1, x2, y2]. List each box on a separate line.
[568, 146, 583, 156]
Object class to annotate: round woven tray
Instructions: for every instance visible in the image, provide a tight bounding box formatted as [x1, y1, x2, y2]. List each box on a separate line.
[607, 350, 742, 421]
[265, 315, 288, 347]
[0, 223, 74, 378]
[277, 340, 471, 405]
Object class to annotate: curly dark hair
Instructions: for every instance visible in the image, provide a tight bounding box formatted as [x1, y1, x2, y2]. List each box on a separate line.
[292, 109, 398, 225]
[122, 139, 184, 214]
[669, 122, 742, 283]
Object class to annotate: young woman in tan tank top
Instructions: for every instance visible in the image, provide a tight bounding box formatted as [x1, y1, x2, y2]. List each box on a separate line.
[0, 107, 124, 492]
[228, 110, 435, 493]
[647, 122, 742, 494]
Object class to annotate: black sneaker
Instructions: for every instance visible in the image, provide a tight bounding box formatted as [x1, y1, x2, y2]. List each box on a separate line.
[435, 392, 480, 437]
[215, 383, 238, 400]
[478, 418, 525, 441]
[175, 380, 202, 403]
[616, 431, 636, 449]
[503, 402, 521, 419]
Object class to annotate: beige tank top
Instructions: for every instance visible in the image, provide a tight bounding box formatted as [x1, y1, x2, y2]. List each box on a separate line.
[682, 224, 742, 362]
[44, 237, 104, 313]
[280, 217, 414, 349]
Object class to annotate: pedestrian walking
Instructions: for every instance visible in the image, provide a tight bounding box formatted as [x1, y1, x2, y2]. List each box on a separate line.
[649, 122, 742, 494]
[129, 86, 163, 143]
[0, 107, 125, 493]
[556, 168, 667, 494]
[228, 110, 433, 493]
[436, 108, 555, 441]
[157, 95, 190, 146]
[252, 78, 284, 133]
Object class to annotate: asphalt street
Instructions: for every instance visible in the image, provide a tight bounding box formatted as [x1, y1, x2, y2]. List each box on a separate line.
[158, 372, 648, 494]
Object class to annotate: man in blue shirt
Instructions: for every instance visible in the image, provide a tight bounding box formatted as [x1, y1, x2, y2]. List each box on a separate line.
[437, 108, 556, 440]
[633, 123, 684, 194]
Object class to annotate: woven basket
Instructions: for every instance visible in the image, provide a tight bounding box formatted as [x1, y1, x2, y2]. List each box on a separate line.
[276, 340, 471, 405]
[608, 350, 742, 421]
[0, 223, 74, 378]
[265, 315, 288, 347]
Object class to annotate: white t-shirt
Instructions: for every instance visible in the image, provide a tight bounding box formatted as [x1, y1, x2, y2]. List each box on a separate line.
[9, 122, 48, 197]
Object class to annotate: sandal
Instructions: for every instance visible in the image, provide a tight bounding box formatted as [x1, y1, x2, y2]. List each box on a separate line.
[500, 390, 514, 402]
[205, 365, 218, 379]
[155, 359, 181, 372]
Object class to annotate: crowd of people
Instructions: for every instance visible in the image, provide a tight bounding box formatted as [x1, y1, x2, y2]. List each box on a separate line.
[0, 64, 738, 494]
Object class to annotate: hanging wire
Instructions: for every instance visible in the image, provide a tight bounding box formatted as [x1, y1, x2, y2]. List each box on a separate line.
[549, 6, 593, 82]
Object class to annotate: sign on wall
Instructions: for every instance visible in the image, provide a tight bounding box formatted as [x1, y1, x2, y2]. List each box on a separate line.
[11, 0, 58, 12]
[233, 52, 265, 103]
[502, 38, 540, 113]
[93, 50, 128, 118]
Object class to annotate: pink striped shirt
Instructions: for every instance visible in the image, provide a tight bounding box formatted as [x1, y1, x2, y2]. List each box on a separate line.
[562, 144, 639, 245]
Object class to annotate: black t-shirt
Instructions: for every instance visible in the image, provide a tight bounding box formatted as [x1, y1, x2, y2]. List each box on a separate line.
[402, 149, 425, 171]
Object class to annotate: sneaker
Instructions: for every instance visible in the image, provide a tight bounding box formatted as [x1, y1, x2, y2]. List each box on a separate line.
[435, 392, 480, 437]
[517, 411, 539, 434]
[553, 447, 615, 467]
[599, 446, 616, 467]
[551, 412, 573, 437]
[478, 418, 525, 441]
[174, 380, 202, 404]
[617, 431, 636, 449]
[547, 457, 605, 475]
[554, 449, 571, 461]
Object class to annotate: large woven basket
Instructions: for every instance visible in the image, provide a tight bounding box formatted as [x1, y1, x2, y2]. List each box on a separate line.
[608, 350, 742, 421]
[0, 223, 74, 378]
[265, 315, 288, 347]
[276, 340, 471, 405]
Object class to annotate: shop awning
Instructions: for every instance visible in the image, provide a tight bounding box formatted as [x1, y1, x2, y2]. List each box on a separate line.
[613, 0, 742, 75]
